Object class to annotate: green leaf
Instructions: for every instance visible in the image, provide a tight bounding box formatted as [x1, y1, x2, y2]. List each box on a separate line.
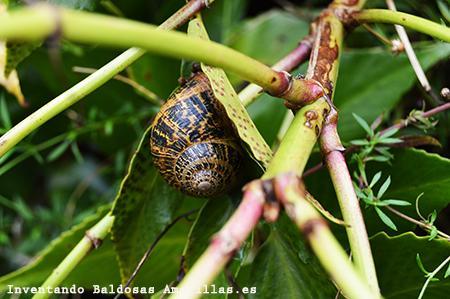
[428, 210, 438, 225]
[375, 207, 397, 231]
[227, 10, 309, 72]
[111, 126, 191, 284]
[369, 171, 382, 188]
[183, 197, 237, 268]
[335, 43, 450, 141]
[307, 149, 450, 236]
[372, 233, 450, 298]
[350, 139, 370, 146]
[416, 253, 430, 275]
[377, 176, 391, 198]
[381, 127, 400, 138]
[444, 262, 450, 279]
[5, 42, 41, 76]
[378, 199, 411, 207]
[227, 10, 309, 145]
[428, 226, 438, 241]
[238, 215, 336, 298]
[48, 0, 97, 10]
[46, 140, 71, 162]
[380, 149, 450, 218]
[0, 205, 111, 292]
[352, 113, 373, 136]
[0, 95, 11, 129]
[380, 137, 402, 144]
[182, 197, 239, 299]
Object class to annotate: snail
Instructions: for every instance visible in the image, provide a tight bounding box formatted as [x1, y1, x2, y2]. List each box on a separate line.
[150, 71, 242, 197]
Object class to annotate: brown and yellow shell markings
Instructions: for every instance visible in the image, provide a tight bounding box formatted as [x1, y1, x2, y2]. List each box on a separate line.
[150, 72, 242, 197]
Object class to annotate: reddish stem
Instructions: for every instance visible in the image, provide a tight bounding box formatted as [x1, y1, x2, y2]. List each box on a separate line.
[171, 181, 265, 299]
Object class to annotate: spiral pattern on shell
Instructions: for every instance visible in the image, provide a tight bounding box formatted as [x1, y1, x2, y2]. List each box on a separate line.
[150, 72, 242, 197]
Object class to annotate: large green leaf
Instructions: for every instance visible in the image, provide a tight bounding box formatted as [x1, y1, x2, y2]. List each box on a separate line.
[238, 215, 336, 299]
[365, 148, 450, 231]
[111, 126, 193, 284]
[181, 197, 240, 299]
[0, 205, 110, 293]
[227, 10, 309, 68]
[183, 197, 237, 268]
[305, 148, 450, 236]
[372, 232, 450, 299]
[335, 42, 450, 141]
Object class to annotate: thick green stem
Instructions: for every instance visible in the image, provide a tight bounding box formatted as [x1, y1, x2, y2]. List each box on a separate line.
[0, 3, 321, 157]
[263, 98, 329, 178]
[0, 5, 319, 102]
[32, 214, 114, 299]
[354, 9, 450, 42]
[0, 0, 211, 157]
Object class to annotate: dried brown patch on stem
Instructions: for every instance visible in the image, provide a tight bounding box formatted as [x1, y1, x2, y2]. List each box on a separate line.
[309, 12, 340, 98]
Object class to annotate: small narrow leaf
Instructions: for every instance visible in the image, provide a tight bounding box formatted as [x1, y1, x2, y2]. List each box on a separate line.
[416, 253, 430, 275]
[353, 113, 373, 136]
[369, 171, 382, 188]
[0, 96, 11, 129]
[46, 140, 71, 162]
[375, 207, 397, 231]
[380, 137, 403, 144]
[350, 139, 370, 146]
[377, 176, 391, 198]
[104, 120, 114, 136]
[70, 142, 84, 164]
[428, 210, 437, 225]
[379, 199, 411, 206]
[369, 155, 391, 162]
[381, 127, 400, 138]
[428, 226, 438, 241]
[444, 261, 450, 278]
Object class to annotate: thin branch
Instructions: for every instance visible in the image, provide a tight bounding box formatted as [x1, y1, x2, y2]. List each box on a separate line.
[385, 206, 450, 241]
[362, 23, 393, 46]
[418, 256, 450, 299]
[385, 0, 440, 104]
[353, 9, 450, 42]
[72, 66, 163, 105]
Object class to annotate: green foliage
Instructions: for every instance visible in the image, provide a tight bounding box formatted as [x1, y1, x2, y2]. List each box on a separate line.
[334, 42, 450, 141]
[1, 1, 450, 299]
[111, 126, 196, 284]
[372, 232, 450, 298]
[0, 205, 110, 293]
[238, 215, 336, 299]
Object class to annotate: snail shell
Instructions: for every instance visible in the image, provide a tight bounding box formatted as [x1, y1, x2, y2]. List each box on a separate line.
[150, 72, 242, 197]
